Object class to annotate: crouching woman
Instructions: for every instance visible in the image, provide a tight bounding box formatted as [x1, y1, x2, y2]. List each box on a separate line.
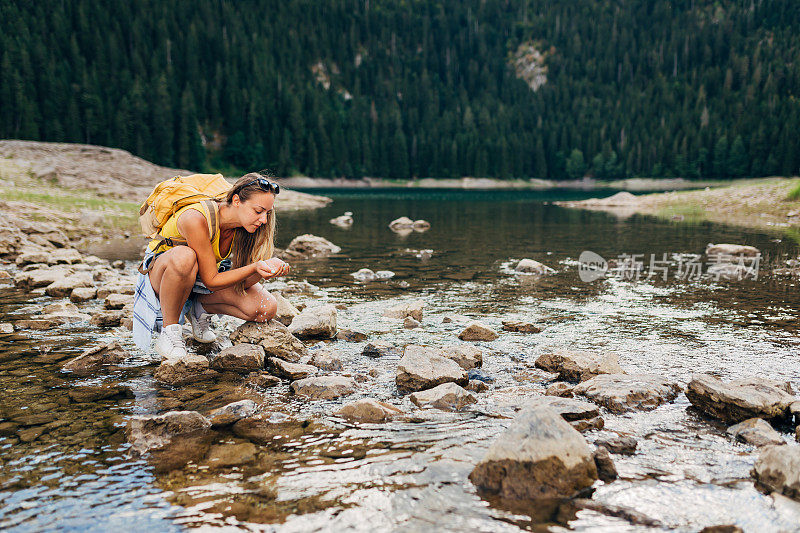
[132, 173, 289, 360]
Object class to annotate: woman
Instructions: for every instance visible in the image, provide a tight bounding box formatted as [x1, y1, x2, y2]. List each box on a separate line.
[132, 173, 289, 360]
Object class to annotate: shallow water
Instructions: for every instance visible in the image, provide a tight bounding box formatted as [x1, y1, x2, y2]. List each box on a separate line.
[2, 188, 800, 532]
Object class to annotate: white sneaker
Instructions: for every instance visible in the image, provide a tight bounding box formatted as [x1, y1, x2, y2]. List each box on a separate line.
[154, 323, 188, 360]
[189, 312, 217, 343]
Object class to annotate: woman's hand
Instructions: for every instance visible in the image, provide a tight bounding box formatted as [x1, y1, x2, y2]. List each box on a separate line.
[255, 258, 290, 279]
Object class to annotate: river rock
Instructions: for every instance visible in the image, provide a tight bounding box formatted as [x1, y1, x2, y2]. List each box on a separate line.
[211, 344, 265, 373]
[458, 321, 499, 341]
[288, 304, 337, 339]
[410, 382, 477, 411]
[534, 350, 623, 383]
[573, 374, 680, 413]
[268, 357, 316, 380]
[337, 328, 368, 342]
[515, 258, 555, 275]
[208, 400, 260, 427]
[16, 250, 51, 266]
[285, 234, 341, 258]
[230, 320, 306, 362]
[126, 411, 212, 454]
[45, 272, 94, 297]
[467, 380, 489, 392]
[685, 374, 795, 424]
[0, 323, 13, 334]
[362, 342, 401, 358]
[155, 354, 217, 385]
[308, 349, 343, 371]
[502, 320, 542, 333]
[594, 435, 637, 456]
[89, 310, 125, 327]
[545, 382, 574, 398]
[441, 344, 483, 370]
[727, 418, 785, 447]
[96, 284, 134, 299]
[593, 446, 618, 482]
[388, 216, 414, 230]
[243, 372, 281, 389]
[336, 398, 402, 423]
[70, 286, 97, 302]
[469, 407, 598, 502]
[705, 243, 760, 259]
[352, 268, 377, 282]
[231, 412, 296, 444]
[104, 293, 133, 310]
[68, 384, 133, 403]
[290, 376, 357, 399]
[330, 212, 353, 227]
[403, 316, 421, 328]
[15, 318, 61, 330]
[62, 342, 128, 375]
[524, 396, 602, 429]
[753, 445, 800, 501]
[204, 442, 257, 468]
[272, 291, 299, 326]
[50, 248, 82, 264]
[383, 300, 426, 321]
[15, 265, 73, 289]
[396, 345, 468, 393]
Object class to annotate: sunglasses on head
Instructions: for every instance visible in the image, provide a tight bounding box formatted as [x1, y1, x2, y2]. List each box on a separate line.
[240, 177, 280, 195]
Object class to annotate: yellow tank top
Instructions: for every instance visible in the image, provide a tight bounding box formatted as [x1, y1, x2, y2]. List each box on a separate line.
[147, 201, 233, 264]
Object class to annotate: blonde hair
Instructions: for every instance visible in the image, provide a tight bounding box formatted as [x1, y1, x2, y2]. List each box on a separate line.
[225, 172, 277, 294]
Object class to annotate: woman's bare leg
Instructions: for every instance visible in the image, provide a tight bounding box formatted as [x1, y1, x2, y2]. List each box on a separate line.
[147, 246, 198, 325]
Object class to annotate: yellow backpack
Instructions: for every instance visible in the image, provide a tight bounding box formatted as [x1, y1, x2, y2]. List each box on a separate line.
[138, 173, 231, 244]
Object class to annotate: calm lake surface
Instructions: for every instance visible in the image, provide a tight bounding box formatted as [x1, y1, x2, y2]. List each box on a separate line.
[2, 188, 800, 532]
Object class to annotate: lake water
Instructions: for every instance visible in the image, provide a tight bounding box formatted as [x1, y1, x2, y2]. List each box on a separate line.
[2, 188, 800, 532]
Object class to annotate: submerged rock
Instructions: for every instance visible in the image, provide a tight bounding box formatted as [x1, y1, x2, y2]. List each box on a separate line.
[288, 304, 337, 339]
[291, 376, 357, 400]
[686, 374, 795, 424]
[469, 407, 597, 502]
[336, 398, 402, 423]
[208, 400, 260, 427]
[243, 371, 280, 389]
[204, 442, 257, 468]
[410, 382, 477, 411]
[68, 384, 133, 403]
[383, 300, 426, 321]
[502, 320, 542, 333]
[362, 342, 401, 358]
[441, 344, 483, 370]
[573, 374, 680, 413]
[534, 350, 623, 383]
[62, 342, 128, 375]
[458, 321, 499, 341]
[210, 344, 265, 373]
[396, 345, 468, 393]
[727, 418, 785, 447]
[753, 445, 800, 501]
[230, 320, 306, 362]
[126, 411, 212, 454]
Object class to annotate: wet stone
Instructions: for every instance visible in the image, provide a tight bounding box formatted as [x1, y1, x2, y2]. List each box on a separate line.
[535, 350, 623, 383]
[0, 323, 14, 334]
[466, 380, 489, 393]
[336, 398, 403, 423]
[362, 342, 401, 358]
[699, 526, 744, 533]
[441, 344, 483, 370]
[337, 328, 368, 342]
[288, 304, 337, 339]
[50, 248, 83, 264]
[291, 376, 357, 400]
[230, 320, 306, 362]
[458, 321, 499, 341]
[686, 374, 795, 424]
[403, 316, 421, 329]
[104, 293, 133, 310]
[383, 300, 426, 321]
[515, 258, 555, 275]
[308, 349, 343, 371]
[396, 345, 468, 393]
[45, 272, 94, 297]
[243, 372, 280, 389]
[90, 310, 125, 327]
[502, 320, 542, 333]
[70, 286, 97, 302]
[285, 234, 341, 258]
[208, 400, 260, 427]
[727, 418, 785, 447]
[231, 412, 297, 445]
[545, 382, 575, 398]
[210, 343, 265, 373]
[753, 445, 800, 501]
[204, 442, 257, 468]
[593, 446, 618, 482]
[68, 384, 133, 403]
[467, 368, 495, 383]
[410, 382, 477, 411]
[155, 355, 218, 386]
[272, 291, 299, 326]
[62, 341, 128, 375]
[594, 435, 638, 455]
[126, 411, 212, 454]
[15, 319, 60, 331]
[268, 357, 316, 380]
[573, 374, 680, 413]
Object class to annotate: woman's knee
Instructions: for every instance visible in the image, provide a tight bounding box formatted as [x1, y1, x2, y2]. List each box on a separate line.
[167, 246, 198, 278]
[245, 289, 276, 322]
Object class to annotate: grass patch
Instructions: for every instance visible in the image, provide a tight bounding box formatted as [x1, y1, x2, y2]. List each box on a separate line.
[653, 202, 707, 223]
[786, 181, 800, 201]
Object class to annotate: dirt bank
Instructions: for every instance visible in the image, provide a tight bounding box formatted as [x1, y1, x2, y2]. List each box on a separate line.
[556, 177, 800, 232]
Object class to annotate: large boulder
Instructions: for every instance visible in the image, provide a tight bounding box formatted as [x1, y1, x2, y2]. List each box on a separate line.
[210, 344, 265, 373]
[288, 304, 337, 339]
[126, 411, 212, 454]
[441, 344, 483, 370]
[336, 398, 403, 423]
[685, 374, 795, 424]
[573, 374, 680, 413]
[410, 383, 477, 411]
[458, 322, 499, 341]
[469, 407, 598, 502]
[396, 345, 468, 393]
[728, 418, 785, 447]
[290, 376, 357, 400]
[154, 354, 218, 385]
[230, 320, 306, 362]
[285, 234, 341, 258]
[535, 350, 623, 383]
[753, 445, 800, 501]
[62, 342, 128, 375]
[383, 300, 426, 321]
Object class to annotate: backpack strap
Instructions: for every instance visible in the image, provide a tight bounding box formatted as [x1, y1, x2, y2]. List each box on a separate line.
[201, 199, 220, 243]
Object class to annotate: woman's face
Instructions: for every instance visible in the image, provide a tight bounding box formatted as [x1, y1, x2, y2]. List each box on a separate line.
[235, 191, 275, 233]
